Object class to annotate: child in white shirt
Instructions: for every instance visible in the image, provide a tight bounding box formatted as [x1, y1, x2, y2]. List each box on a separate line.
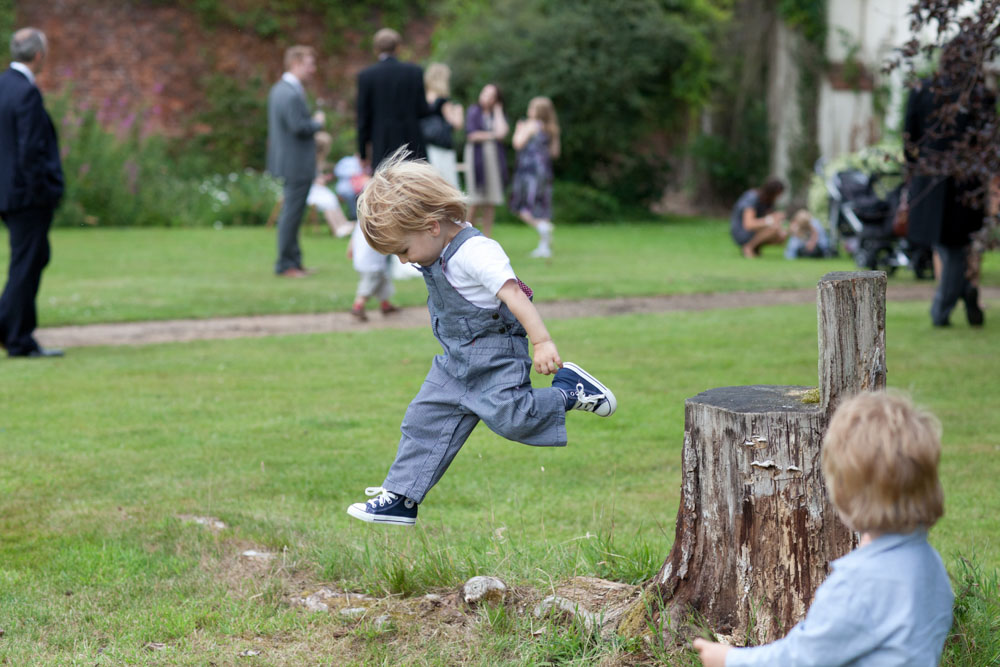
[347, 220, 399, 321]
[346, 151, 617, 526]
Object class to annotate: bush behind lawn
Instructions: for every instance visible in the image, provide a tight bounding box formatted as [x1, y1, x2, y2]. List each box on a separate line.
[47, 86, 650, 231]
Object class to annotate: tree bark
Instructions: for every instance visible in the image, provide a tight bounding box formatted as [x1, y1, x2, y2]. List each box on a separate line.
[638, 272, 887, 645]
[817, 271, 887, 414]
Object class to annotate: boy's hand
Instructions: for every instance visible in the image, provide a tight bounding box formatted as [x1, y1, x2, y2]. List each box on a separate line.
[692, 638, 730, 667]
[532, 340, 562, 375]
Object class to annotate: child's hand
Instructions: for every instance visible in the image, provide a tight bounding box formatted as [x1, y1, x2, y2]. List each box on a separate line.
[692, 638, 730, 667]
[532, 340, 562, 375]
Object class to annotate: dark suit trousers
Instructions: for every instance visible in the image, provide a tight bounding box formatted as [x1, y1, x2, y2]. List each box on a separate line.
[275, 179, 312, 274]
[931, 244, 971, 326]
[0, 206, 53, 355]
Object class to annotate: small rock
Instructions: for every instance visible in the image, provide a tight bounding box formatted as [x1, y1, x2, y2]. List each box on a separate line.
[423, 593, 442, 603]
[462, 575, 507, 606]
[178, 515, 226, 531]
[143, 642, 167, 652]
[373, 614, 391, 629]
[240, 550, 275, 561]
[534, 595, 597, 631]
[340, 607, 367, 619]
[238, 648, 263, 657]
[302, 596, 329, 612]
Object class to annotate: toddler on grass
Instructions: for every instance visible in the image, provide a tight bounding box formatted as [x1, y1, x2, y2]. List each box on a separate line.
[347, 221, 399, 321]
[694, 391, 954, 666]
[346, 150, 616, 526]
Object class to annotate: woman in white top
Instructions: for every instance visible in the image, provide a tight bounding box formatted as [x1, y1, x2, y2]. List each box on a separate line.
[422, 63, 464, 189]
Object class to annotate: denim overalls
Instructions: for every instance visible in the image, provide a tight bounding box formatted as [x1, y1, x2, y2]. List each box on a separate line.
[382, 226, 567, 503]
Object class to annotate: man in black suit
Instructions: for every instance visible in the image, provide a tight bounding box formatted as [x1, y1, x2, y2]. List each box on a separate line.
[0, 27, 64, 358]
[904, 43, 995, 328]
[356, 28, 429, 172]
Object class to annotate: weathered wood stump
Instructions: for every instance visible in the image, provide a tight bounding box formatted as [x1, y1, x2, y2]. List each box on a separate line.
[647, 272, 887, 644]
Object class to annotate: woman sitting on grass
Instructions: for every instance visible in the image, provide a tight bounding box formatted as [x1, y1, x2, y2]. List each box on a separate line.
[730, 178, 788, 258]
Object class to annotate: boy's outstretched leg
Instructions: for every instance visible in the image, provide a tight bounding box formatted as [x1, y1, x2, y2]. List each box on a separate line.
[347, 487, 418, 526]
[552, 362, 617, 417]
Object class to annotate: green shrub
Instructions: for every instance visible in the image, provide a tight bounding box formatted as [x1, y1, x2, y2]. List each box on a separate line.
[435, 0, 722, 204]
[551, 181, 623, 223]
[49, 90, 280, 228]
[689, 99, 770, 202]
[184, 72, 271, 175]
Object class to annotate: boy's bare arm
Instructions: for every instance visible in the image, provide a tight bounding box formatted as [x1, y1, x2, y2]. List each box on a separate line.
[496, 280, 562, 375]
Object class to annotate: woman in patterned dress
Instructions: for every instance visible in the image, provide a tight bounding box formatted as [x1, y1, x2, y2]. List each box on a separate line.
[510, 97, 560, 258]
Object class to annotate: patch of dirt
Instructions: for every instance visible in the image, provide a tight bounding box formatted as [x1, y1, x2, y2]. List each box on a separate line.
[36, 284, 979, 349]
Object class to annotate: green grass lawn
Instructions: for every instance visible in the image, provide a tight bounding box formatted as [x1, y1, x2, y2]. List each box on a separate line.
[1, 297, 997, 664]
[22, 219, 1000, 326]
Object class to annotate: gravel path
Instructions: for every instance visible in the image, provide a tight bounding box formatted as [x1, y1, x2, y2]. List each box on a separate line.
[34, 284, 997, 349]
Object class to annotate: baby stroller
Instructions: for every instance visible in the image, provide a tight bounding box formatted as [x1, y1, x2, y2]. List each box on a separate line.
[820, 161, 934, 279]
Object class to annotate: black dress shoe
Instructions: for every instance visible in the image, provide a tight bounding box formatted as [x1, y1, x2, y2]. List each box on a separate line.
[25, 347, 64, 358]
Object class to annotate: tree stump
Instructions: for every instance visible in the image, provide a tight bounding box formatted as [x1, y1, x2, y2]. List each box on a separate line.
[646, 272, 887, 644]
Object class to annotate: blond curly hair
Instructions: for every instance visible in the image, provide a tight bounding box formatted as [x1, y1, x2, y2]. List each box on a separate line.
[357, 149, 467, 255]
[822, 392, 944, 534]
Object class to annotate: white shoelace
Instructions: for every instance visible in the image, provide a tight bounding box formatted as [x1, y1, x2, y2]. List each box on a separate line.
[364, 486, 398, 508]
[573, 382, 606, 412]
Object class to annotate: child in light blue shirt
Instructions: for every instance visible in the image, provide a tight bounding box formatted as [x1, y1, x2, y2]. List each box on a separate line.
[785, 209, 833, 259]
[695, 392, 953, 667]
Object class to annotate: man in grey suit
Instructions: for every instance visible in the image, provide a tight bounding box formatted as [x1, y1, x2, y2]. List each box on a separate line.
[267, 45, 325, 278]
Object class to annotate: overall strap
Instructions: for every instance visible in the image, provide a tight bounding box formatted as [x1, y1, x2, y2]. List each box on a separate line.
[440, 225, 482, 266]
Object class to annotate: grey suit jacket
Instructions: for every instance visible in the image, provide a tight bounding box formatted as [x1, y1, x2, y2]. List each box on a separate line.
[266, 78, 321, 183]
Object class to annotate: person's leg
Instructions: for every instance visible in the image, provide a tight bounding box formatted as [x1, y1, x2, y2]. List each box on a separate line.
[931, 244, 969, 326]
[480, 205, 495, 238]
[466, 338, 569, 445]
[0, 207, 52, 355]
[742, 226, 786, 258]
[532, 219, 554, 258]
[275, 179, 311, 274]
[322, 205, 352, 237]
[382, 360, 479, 503]
[352, 272, 378, 321]
[375, 271, 399, 314]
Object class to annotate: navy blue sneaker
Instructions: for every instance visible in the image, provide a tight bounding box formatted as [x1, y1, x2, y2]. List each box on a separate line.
[552, 362, 617, 417]
[347, 487, 418, 526]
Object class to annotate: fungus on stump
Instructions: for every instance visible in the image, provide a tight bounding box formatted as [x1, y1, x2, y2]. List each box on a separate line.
[647, 272, 887, 644]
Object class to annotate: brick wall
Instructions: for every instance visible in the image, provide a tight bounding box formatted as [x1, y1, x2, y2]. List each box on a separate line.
[17, 0, 432, 135]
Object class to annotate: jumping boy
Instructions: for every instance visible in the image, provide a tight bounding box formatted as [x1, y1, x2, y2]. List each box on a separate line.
[694, 391, 954, 666]
[346, 151, 616, 526]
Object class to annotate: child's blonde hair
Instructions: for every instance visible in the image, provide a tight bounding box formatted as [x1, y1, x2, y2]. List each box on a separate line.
[357, 149, 467, 255]
[790, 209, 812, 239]
[822, 392, 944, 534]
[528, 96, 561, 159]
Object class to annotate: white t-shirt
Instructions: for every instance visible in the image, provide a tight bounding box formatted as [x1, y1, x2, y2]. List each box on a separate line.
[440, 224, 516, 308]
[351, 222, 388, 273]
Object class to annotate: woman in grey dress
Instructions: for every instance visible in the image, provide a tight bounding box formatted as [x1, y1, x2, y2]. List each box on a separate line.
[464, 83, 509, 237]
